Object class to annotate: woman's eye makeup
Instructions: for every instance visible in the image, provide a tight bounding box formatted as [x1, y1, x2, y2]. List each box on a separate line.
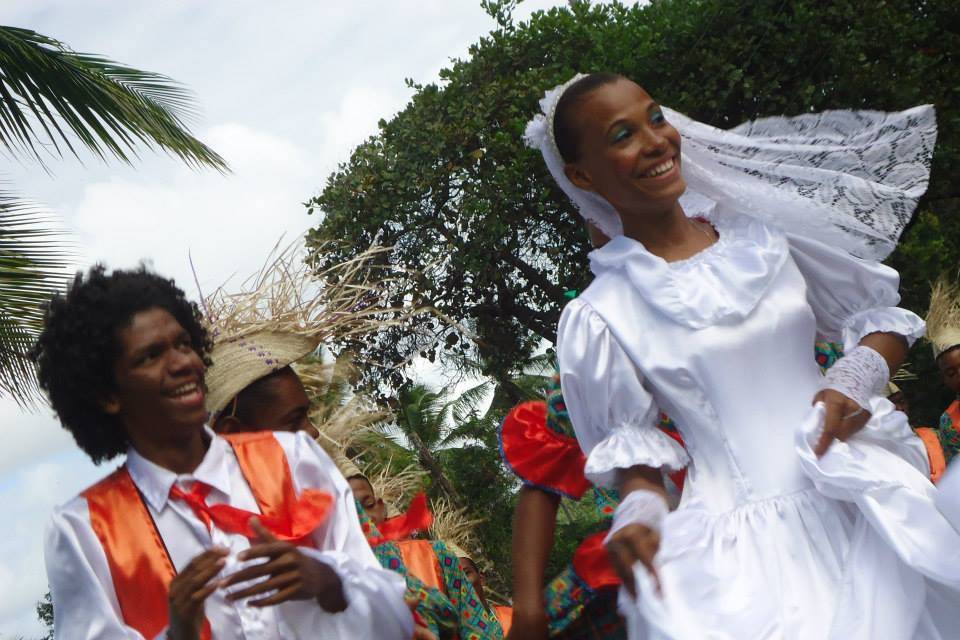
[611, 127, 631, 143]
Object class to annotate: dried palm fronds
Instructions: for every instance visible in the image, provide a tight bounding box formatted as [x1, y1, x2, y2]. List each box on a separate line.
[202, 239, 425, 414]
[430, 497, 483, 560]
[927, 274, 960, 360]
[204, 239, 417, 346]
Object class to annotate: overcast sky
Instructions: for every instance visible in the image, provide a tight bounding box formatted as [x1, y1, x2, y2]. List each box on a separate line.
[0, 1, 570, 635]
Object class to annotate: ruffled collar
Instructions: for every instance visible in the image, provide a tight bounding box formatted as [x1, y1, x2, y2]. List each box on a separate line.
[588, 212, 789, 329]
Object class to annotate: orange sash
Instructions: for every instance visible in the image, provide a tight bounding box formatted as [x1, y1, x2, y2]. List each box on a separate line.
[492, 604, 513, 635]
[82, 432, 306, 638]
[915, 427, 947, 484]
[397, 539, 445, 593]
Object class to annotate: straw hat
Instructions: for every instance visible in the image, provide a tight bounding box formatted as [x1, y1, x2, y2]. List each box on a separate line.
[205, 331, 318, 416]
[202, 240, 411, 416]
[927, 275, 960, 360]
[444, 540, 471, 561]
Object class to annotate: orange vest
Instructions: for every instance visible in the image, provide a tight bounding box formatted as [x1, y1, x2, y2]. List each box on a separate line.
[82, 432, 299, 639]
[492, 604, 513, 635]
[397, 538, 446, 593]
[915, 427, 947, 484]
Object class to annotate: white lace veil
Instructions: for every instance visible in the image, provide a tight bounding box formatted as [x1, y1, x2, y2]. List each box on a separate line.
[524, 74, 937, 261]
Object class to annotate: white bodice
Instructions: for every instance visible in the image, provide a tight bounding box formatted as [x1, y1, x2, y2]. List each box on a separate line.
[558, 211, 925, 508]
[556, 212, 960, 640]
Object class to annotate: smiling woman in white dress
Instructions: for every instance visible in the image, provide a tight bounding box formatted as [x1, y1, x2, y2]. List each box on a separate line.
[524, 72, 960, 639]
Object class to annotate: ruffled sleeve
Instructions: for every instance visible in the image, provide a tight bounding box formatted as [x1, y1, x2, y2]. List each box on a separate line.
[787, 232, 925, 351]
[499, 401, 593, 499]
[557, 298, 689, 488]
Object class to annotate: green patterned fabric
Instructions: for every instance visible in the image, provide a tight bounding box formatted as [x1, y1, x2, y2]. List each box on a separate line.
[429, 540, 504, 639]
[546, 371, 574, 438]
[591, 487, 619, 523]
[544, 564, 625, 639]
[357, 501, 458, 638]
[938, 400, 960, 465]
[814, 340, 844, 372]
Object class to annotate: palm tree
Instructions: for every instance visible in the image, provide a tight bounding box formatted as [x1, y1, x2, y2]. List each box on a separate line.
[0, 25, 227, 406]
[386, 383, 466, 506]
[363, 352, 554, 504]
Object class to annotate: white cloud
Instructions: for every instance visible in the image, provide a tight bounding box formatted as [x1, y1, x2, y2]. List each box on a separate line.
[0, 450, 101, 638]
[66, 121, 318, 297]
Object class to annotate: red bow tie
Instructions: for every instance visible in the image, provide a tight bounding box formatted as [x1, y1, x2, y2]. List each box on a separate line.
[169, 481, 334, 542]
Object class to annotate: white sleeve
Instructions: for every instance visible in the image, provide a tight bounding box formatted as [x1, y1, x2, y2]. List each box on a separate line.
[557, 299, 689, 488]
[279, 431, 412, 640]
[787, 233, 925, 351]
[45, 499, 149, 640]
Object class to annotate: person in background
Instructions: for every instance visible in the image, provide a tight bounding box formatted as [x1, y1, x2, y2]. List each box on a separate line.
[349, 475, 503, 640]
[452, 545, 513, 636]
[887, 382, 946, 483]
[33, 265, 412, 640]
[926, 275, 960, 465]
[202, 247, 447, 640]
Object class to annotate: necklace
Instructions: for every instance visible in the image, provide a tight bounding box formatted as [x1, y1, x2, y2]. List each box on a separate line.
[688, 217, 715, 241]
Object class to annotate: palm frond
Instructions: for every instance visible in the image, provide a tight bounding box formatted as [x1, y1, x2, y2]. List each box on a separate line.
[0, 189, 72, 407]
[0, 26, 227, 171]
[447, 379, 493, 424]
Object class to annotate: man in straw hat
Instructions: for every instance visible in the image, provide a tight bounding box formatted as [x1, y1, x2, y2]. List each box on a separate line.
[926, 275, 960, 465]
[203, 244, 487, 640]
[32, 264, 412, 639]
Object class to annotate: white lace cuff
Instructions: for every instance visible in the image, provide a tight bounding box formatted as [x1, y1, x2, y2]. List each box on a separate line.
[605, 489, 669, 541]
[841, 307, 926, 352]
[822, 345, 890, 410]
[584, 423, 689, 488]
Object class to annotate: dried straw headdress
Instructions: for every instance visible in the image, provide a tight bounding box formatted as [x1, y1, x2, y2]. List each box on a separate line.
[297, 357, 428, 514]
[203, 241, 415, 416]
[926, 275, 960, 361]
[431, 498, 482, 561]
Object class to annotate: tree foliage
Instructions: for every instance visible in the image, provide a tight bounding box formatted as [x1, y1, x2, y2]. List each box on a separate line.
[304, 0, 960, 590]
[306, 0, 959, 424]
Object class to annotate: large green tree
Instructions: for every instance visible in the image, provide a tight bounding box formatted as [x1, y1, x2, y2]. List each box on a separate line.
[0, 26, 226, 407]
[306, 0, 959, 424]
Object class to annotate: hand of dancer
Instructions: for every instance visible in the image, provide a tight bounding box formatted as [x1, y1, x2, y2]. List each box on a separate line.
[606, 523, 661, 598]
[221, 518, 347, 611]
[167, 547, 228, 640]
[812, 388, 871, 457]
[507, 605, 549, 640]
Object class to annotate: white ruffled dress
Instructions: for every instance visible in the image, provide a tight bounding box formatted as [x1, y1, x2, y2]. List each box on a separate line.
[557, 210, 960, 639]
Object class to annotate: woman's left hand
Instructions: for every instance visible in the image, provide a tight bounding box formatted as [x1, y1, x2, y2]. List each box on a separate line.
[812, 388, 871, 457]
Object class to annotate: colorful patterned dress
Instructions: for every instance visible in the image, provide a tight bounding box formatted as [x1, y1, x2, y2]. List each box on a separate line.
[358, 501, 502, 640]
[938, 399, 960, 465]
[500, 373, 635, 640]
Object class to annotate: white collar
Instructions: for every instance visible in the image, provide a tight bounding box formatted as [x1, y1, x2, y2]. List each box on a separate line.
[588, 212, 789, 330]
[126, 426, 234, 512]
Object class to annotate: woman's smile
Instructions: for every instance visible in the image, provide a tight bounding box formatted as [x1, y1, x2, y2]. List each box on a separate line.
[635, 155, 679, 181]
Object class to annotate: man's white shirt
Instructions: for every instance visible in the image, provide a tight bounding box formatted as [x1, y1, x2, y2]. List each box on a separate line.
[45, 428, 412, 639]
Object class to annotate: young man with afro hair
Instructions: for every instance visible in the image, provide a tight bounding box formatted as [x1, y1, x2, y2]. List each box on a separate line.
[33, 265, 412, 640]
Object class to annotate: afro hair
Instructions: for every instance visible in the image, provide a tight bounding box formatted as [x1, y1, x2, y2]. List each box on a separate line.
[30, 264, 211, 464]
